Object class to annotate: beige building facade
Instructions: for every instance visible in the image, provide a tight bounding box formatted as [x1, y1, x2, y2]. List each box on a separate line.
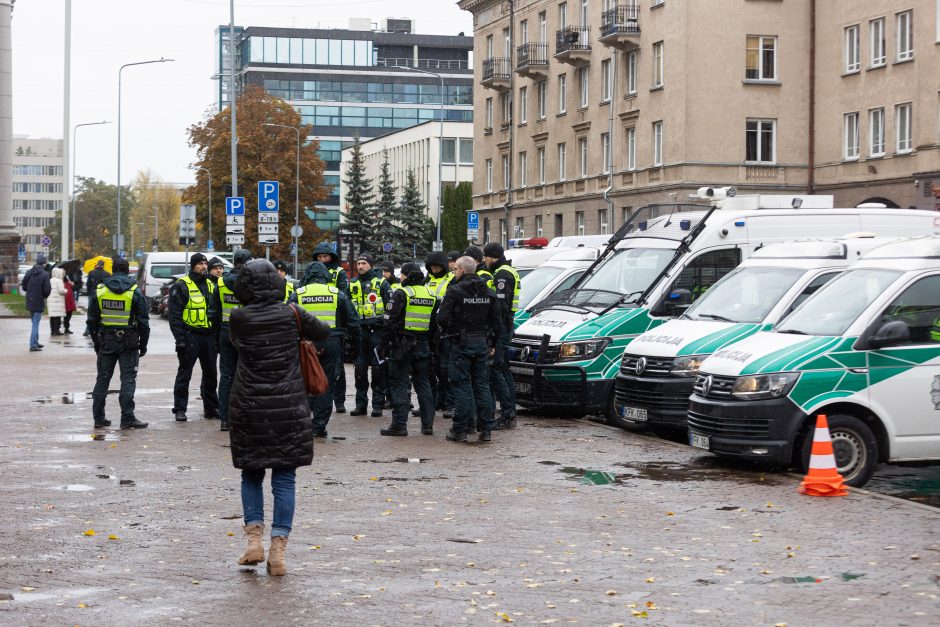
[13, 136, 63, 263]
[458, 0, 940, 243]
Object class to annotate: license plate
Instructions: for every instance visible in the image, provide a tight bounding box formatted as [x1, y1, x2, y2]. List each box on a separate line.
[515, 382, 531, 394]
[619, 405, 648, 422]
[689, 432, 710, 450]
[510, 366, 534, 376]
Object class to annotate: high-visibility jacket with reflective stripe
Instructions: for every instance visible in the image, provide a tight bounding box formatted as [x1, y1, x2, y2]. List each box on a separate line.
[931, 318, 940, 342]
[96, 284, 137, 327]
[217, 277, 239, 324]
[427, 272, 453, 299]
[328, 267, 341, 287]
[283, 281, 295, 303]
[402, 285, 435, 333]
[477, 268, 494, 288]
[297, 283, 339, 329]
[350, 277, 385, 320]
[180, 275, 213, 329]
[494, 264, 522, 312]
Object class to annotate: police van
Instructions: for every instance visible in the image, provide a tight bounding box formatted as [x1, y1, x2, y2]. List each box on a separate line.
[687, 235, 940, 487]
[507, 188, 940, 422]
[514, 245, 602, 329]
[613, 236, 897, 434]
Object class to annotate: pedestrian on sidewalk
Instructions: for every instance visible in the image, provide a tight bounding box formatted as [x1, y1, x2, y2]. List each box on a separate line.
[228, 259, 330, 576]
[84, 260, 110, 337]
[48, 267, 68, 336]
[21, 254, 50, 351]
[63, 274, 77, 334]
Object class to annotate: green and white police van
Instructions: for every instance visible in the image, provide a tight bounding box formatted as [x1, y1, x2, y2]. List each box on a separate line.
[507, 189, 940, 423]
[612, 236, 898, 434]
[687, 235, 940, 487]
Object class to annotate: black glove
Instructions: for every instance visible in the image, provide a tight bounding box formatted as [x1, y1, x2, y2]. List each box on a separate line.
[175, 339, 187, 354]
[139, 347, 147, 358]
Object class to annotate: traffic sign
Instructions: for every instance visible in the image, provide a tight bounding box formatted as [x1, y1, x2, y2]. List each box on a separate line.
[290, 225, 302, 238]
[259, 224, 279, 235]
[258, 181, 279, 213]
[225, 197, 245, 216]
[467, 228, 479, 241]
[207, 240, 215, 251]
[40, 235, 52, 247]
[382, 242, 393, 253]
[258, 213, 279, 224]
[467, 211, 479, 229]
[258, 234, 278, 245]
[226, 235, 245, 245]
[226, 215, 245, 226]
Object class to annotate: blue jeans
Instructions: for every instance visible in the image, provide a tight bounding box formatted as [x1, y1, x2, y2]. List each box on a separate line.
[449, 337, 494, 435]
[29, 311, 41, 348]
[241, 468, 297, 538]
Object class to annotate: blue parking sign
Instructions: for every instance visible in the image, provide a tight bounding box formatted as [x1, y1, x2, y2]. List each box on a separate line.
[467, 211, 479, 229]
[258, 181, 279, 213]
[225, 197, 245, 215]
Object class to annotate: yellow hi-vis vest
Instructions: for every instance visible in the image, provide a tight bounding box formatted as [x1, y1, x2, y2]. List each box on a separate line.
[402, 285, 435, 333]
[350, 277, 385, 320]
[180, 275, 213, 329]
[931, 317, 940, 342]
[328, 267, 341, 287]
[217, 277, 239, 324]
[477, 267, 494, 288]
[297, 283, 339, 329]
[427, 272, 453, 299]
[96, 283, 137, 327]
[283, 280, 295, 303]
[494, 264, 522, 312]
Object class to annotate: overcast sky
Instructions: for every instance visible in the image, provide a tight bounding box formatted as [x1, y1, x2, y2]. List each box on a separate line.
[11, 0, 473, 187]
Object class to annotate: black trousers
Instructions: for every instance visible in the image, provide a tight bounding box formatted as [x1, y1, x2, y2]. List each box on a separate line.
[173, 332, 219, 416]
[92, 348, 139, 425]
[354, 324, 386, 411]
[217, 329, 237, 422]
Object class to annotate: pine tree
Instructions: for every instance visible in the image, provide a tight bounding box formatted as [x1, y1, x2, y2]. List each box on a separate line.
[342, 134, 375, 256]
[371, 149, 401, 259]
[441, 182, 472, 253]
[398, 169, 434, 262]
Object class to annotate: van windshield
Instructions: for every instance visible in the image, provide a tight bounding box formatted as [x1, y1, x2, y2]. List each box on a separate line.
[519, 266, 566, 309]
[685, 266, 805, 323]
[151, 264, 188, 279]
[579, 247, 675, 299]
[776, 269, 902, 336]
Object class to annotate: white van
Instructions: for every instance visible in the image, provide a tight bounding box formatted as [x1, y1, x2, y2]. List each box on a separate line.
[514, 245, 602, 329]
[613, 236, 895, 433]
[505, 235, 611, 269]
[688, 235, 940, 487]
[136, 251, 231, 302]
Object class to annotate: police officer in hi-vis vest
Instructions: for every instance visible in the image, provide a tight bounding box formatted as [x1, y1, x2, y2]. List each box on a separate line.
[424, 251, 454, 415]
[273, 260, 296, 303]
[87, 257, 150, 429]
[348, 252, 392, 417]
[169, 252, 221, 422]
[379, 262, 438, 436]
[484, 242, 521, 430]
[310, 241, 351, 413]
[215, 249, 252, 432]
[296, 261, 360, 437]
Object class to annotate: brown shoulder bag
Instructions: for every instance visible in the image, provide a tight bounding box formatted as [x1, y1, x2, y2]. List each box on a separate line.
[290, 304, 330, 396]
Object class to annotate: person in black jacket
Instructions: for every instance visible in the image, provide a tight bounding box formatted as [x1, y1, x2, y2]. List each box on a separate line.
[168, 252, 220, 422]
[84, 260, 110, 337]
[228, 259, 330, 576]
[21, 254, 51, 351]
[437, 256, 501, 443]
[484, 242, 520, 430]
[87, 257, 150, 429]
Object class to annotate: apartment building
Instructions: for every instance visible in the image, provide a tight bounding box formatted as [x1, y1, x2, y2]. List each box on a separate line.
[458, 0, 940, 243]
[12, 136, 63, 262]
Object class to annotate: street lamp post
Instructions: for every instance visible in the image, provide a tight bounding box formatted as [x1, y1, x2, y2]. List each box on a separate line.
[195, 166, 212, 249]
[151, 211, 159, 251]
[71, 120, 111, 257]
[262, 122, 301, 277]
[401, 66, 445, 250]
[117, 57, 174, 255]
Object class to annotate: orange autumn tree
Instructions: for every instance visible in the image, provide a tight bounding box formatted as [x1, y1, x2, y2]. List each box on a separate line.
[184, 84, 328, 263]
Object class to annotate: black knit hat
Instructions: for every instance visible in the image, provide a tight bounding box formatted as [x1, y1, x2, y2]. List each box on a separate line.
[273, 260, 288, 272]
[483, 242, 504, 259]
[446, 250, 461, 262]
[233, 249, 252, 266]
[208, 256, 224, 270]
[189, 252, 208, 269]
[463, 246, 483, 262]
[112, 257, 130, 275]
[356, 252, 375, 268]
[380, 260, 395, 273]
[400, 262, 422, 279]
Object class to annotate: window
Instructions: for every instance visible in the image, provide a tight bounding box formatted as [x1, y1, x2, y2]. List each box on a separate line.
[442, 138, 457, 164]
[844, 25, 860, 72]
[500, 218, 507, 245]
[536, 214, 543, 237]
[896, 10, 913, 61]
[519, 151, 528, 187]
[519, 86, 528, 124]
[745, 35, 776, 80]
[558, 142, 567, 181]
[598, 209, 609, 235]
[558, 74, 568, 113]
[895, 103, 912, 153]
[538, 11, 547, 42]
[503, 28, 511, 55]
[665, 249, 743, 310]
[515, 217, 525, 238]
[483, 217, 491, 243]
[870, 18, 886, 67]
[580, 0, 589, 26]
[459, 139, 473, 164]
[876, 275, 940, 345]
[520, 19, 528, 44]
[558, 2, 568, 29]
[502, 155, 511, 190]
[869, 107, 885, 157]
[537, 81, 547, 118]
[578, 137, 588, 177]
[626, 127, 636, 170]
[626, 49, 638, 95]
[486, 34, 494, 58]
[554, 213, 564, 236]
[486, 159, 493, 192]
[652, 41, 664, 87]
[601, 59, 612, 102]
[485, 97, 493, 129]
[537, 146, 546, 184]
[652, 120, 663, 166]
[576, 211, 585, 235]
[787, 272, 840, 315]
[844, 112, 859, 160]
[500, 92, 512, 125]
[578, 67, 589, 108]
[601, 132, 611, 174]
[745, 119, 775, 163]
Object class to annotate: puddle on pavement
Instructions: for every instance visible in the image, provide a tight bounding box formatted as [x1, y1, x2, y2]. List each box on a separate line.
[864, 464, 940, 509]
[359, 458, 429, 464]
[59, 484, 94, 492]
[769, 573, 865, 584]
[553, 457, 786, 486]
[34, 388, 173, 404]
[63, 433, 121, 442]
[558, 467, 624, 486]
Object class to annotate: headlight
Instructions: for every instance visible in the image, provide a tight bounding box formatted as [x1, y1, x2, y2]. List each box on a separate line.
[558, 338, 611, 362]
[670, 355, 706, 377]
[731, 372, 799, 400]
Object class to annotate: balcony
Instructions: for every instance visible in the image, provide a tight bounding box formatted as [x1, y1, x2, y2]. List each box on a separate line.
[555, 26, 591, 65]
[481, 56, 511, 90]
[515, 42, 549, 79]
[599, 4, 641, 48]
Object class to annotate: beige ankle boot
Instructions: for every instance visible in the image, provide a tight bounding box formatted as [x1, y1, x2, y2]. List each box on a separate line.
[267, 536, 288, 576]
[237, 524, 265, 565]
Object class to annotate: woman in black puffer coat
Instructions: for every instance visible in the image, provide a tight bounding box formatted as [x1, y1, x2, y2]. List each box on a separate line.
[228, 259, 330, 576]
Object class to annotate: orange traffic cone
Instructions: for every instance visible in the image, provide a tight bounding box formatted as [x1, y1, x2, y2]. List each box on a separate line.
[798, 414, 848, 497]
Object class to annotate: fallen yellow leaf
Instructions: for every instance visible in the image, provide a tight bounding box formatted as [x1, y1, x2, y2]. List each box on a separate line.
[20, 586, 36, 592]
[645, 601, 657, 609]
[369, 476, 379, 481]
[631, 610, 648, 618]
[666, 512, 675, 516]
[83, 529, 96, 537]
[645, 577, 655, 583]
[191, 580, 200, 585]
[107, 534, 119, 540]
[496, 612, 514, 622]
[382, 510, 392, 516]
[227, 532, 234, 537]
[604, 590, 617, 596]
[77, 602, 87, 608]
[308, 545, 321, 550]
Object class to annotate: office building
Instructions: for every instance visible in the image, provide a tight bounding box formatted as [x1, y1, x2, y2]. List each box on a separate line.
[12, 136, 63, 262]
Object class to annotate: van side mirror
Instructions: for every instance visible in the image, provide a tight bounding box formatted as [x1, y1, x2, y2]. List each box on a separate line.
[867, 320, 911, 349]
[663, 288, 693, 316]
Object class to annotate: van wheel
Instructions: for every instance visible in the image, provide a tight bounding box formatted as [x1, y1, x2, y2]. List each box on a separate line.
[798, 414, 878, 488]
[604, 390, 645, 431]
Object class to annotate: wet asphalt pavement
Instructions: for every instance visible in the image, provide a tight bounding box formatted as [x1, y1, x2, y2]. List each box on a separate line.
[1, 315, 938, 625]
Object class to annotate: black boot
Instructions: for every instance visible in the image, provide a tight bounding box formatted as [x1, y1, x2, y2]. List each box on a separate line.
[380, 425, 408, 436]
[94, 418, 112, 428]
[350, 406, 367, 416]
[220, 420, 230, 432]
[121, 418, 148, 429]
[445, 430, 467, 443]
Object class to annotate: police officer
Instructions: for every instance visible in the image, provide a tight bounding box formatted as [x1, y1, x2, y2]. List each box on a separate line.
[273, 260, 295, 303]
[378, 262, 436, 436]
[437, 256, 501, 442]
[348, 253, 392, 417]
[378, 260, 400, 408]
[296, 261, 360, 438]
[464, 246, 494, 285]
[425, 251, 454, 415]
[208, 256, 225, 281]
[446, 251, 460, 274]
[215, 249, 252, 432]
[88, 257, 150, 429]
[308, 242, 350, 413]
[484, 242, 520, 430]
[169, 252, 220, 422]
